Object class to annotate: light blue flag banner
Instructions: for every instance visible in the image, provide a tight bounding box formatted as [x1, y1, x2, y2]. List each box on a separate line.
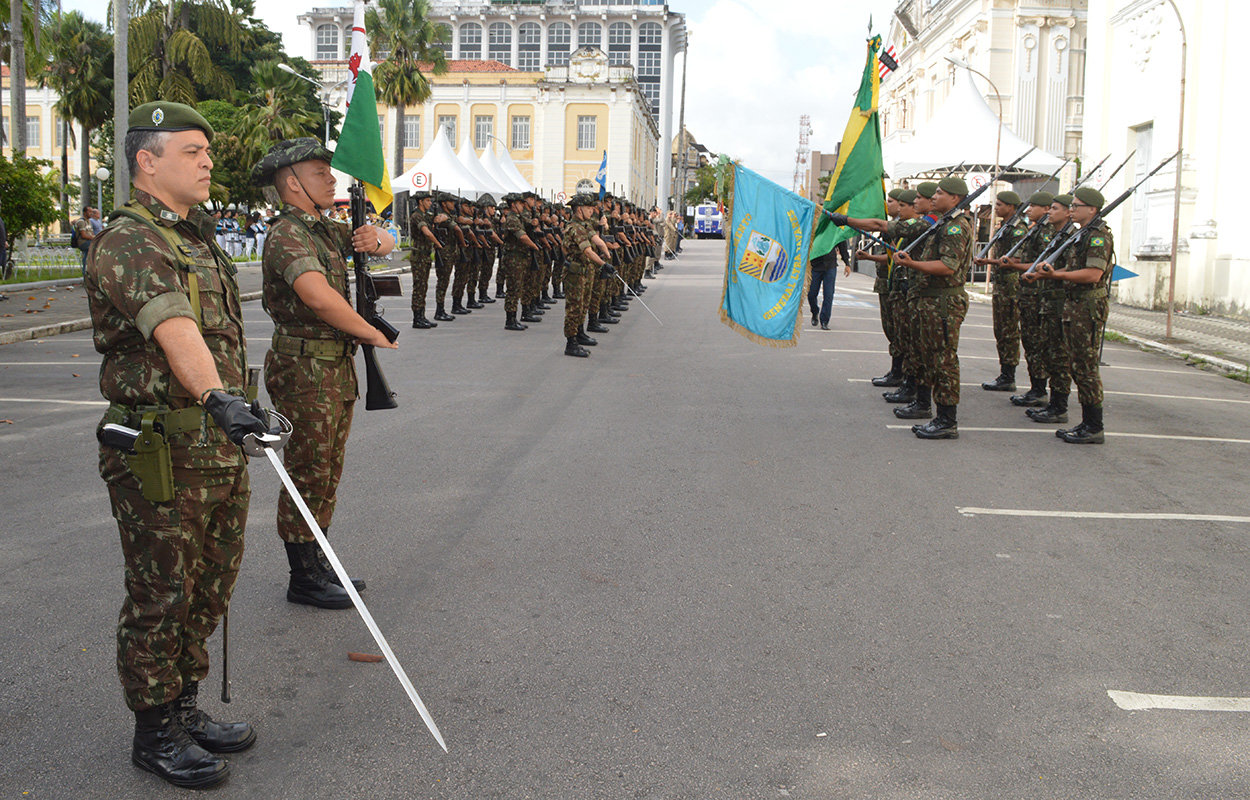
[719, 163, 818, 347]
[596, 151, 608, 199]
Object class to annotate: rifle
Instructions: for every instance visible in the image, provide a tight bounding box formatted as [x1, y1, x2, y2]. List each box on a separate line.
[1003, 151, 1120, 263]
[976, 157, 1071, 259]
[898, 146, 1037, 256]
[1036, 150, 1179, 274]
[349, 183, 399, 411]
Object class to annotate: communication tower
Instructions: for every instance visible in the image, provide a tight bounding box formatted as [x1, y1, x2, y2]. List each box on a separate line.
[793, 115, 812, 194]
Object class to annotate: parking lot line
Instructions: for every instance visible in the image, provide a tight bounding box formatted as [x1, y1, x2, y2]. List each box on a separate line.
[956, 507, 1250, 523]
[1108, 690, 1250, 712]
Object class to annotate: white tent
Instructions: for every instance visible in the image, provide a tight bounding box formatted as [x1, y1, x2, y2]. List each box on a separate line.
[456, 136, 511, 200]
[495, 145, 535, 193]
[480, 144, 528, 195]
[888, 69, 1067, 179]
[391, 128, 486, 197]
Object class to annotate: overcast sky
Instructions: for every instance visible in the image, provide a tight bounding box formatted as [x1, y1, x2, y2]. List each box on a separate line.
[63, 0, 897, 190]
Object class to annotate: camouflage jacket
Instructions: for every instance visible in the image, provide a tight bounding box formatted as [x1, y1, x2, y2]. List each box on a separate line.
[1062, 221, 1115, 295]
[563, 218, 597, 275]
[86, 189, 246, 465]
[501, 210, 526, 254]
[1017, 220, 1056, 295]
[884, 217, 926, 291]
[915, 211, 972, 290]
[408, 208, 433, 259]
[990, 218, 1030, 281]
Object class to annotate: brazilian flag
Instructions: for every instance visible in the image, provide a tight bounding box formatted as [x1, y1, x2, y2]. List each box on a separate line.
[810, 35, 888, 259]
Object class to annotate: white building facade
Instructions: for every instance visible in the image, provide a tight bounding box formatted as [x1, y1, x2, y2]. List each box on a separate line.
[1085, 0, 1249, 317]
[298, 1, 685, 207]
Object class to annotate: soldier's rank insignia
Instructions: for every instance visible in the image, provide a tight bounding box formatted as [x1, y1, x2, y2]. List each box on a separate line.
[153, 108, 165, 126]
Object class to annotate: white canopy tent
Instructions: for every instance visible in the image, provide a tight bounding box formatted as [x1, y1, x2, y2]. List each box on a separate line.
[495, 145, 535, 193]
[888, 69, 1067, 179]
[480, 144, 528, 194]
[391, 128, 486, 198]
[456, 136, 511, 200]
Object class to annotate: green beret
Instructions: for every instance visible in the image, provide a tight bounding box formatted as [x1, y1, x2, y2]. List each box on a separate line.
[1028, 191, 1055, 207]
[896, 189, 918, 204]
[888, 188, 904, 201]
[1073, 186, 1105, 210]
[938, 176, 969, 196]
[916, 181, 938, 198]
[1052, 194, 1073, 208]
[128, 101, 214, 142]
[997, 190, 1022, 206]
[251, 137, 333, 185]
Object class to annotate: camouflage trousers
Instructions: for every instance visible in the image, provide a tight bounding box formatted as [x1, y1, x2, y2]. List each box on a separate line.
[477, 250, 495, 298]
[880, 291, 902, 358]
[502, 252, 526, 313]
[991, 279, 1021, 366]
[541, 253, 553, 295]
[1039, 290, 1071, 395]
[914, 292, 969, 406]
[102, 449, 248, 711]
[1063, 294, 1108, 407]
[272, 396, 355, 543]
[452, 251, 475, 302]
[495, 249, 507, 295]
[410, 249, 431, 312]
[900, 292, 921, 378]
[563, 266, 592, 337]
[523, 255, 541, 304]
[591, 273, 609, 314]
[434, 244, 457, 304]
[1018, 290, 1049, 383]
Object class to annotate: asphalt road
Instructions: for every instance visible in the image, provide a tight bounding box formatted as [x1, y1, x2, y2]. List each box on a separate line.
[3, 240, 1250, 799]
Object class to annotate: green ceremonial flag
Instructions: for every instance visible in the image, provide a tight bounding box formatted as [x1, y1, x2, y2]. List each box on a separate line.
[810, 35, 887, 260]
[330, 1, 393, 213]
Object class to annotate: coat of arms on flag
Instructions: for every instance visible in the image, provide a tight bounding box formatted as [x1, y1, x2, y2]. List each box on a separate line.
[738, 231, 789, 283]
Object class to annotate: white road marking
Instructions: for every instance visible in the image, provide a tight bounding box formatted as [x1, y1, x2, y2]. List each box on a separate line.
[1108, 690, 1250, 712]
[825, 349, 997, 361]
[848, 379, 1250, 404]
[823, 329, 997, 342]
[886, 425, 1250, 444]
[0, 361, 98, 366]
[0, 397, 108, 406]
[956, 507, 1250, 523]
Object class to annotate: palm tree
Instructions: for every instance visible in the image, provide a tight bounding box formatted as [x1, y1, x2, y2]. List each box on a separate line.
[233, 61, 321, 154]
[4, 0, 43, 153]
[128, 0, 253, 105]
[41, 11, 112, 214]
[366, 0, 448, 224]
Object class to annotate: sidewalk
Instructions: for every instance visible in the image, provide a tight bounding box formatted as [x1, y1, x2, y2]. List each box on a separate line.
[0, 259, 409, 346]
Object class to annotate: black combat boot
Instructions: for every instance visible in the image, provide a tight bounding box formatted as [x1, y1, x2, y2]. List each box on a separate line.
[634, 282, 646, 293]
[553, 286, 565, 299]
[451, 298, 471, 314]
[587, 314, 608, 333]
[894, 385, 932, 420]
[1011, 377, 1048, 407]
[883, 375, 917, 404]
[872, 356, 904, 387]
[434, 302, 454, 322]
[1027, 391, 1069, 423]
[1061, 404, 1105, 444]
[605, 303, 621, 318]
[284, 542, 352, 609]
[412, 310, 436, 329]
[915, 404, 959, 439]
[505, 311, 527, 331]
[542, 289, 553, 303]
[982, 363, 1017, 392]
[576, 325, 597, 346]
[175, 681, 256, 753]
[315, 532, 365, 592]
[565, 336, 590, 358]
[132, 703, 229, 789]
[466, 296, 484, 309]
[479, 290, 496, 304]
[600, 304, 620, 324]
[520, 305, 541, 323]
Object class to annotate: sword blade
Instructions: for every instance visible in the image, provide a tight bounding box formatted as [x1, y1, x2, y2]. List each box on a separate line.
[615, 272, 663, 325]
[262, 447, 448, 752]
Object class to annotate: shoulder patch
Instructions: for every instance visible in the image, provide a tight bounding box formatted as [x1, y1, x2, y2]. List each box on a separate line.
[1090, 236, 1105, 247]
[947, 224, 961, 235]
[1012, 228, 1024, 236]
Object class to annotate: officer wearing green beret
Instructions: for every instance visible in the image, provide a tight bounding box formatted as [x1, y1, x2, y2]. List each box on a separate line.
[864, 189, 904, 378]
[407, 190, 442, 329]
[975, 190, 1026, 392]
[252, 137, 396, 610]
[1020, 194, 1075, 423]
[86, 100, 268, 788]
[1035, 185, 1113, 443]
[1001, 191, 1055, 406]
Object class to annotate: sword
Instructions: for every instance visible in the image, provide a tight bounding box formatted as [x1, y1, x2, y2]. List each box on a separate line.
[248, 432, 448, 753]
[613, 271, 663, 325]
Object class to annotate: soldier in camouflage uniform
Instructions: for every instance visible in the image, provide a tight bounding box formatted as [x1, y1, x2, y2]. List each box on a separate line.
[452, 197, 482, 314]
[252, 139, 396, 610]
[475, 198, 502, 305]
[432, 193, 462, 321]
[561, 194, 608, 357]
[87, 101, 269, 789]
[1000, 191, 1055, 406]
[1022, 195, 1075, 424]
[976, 191, 1026, 391]
[1039, 186, 1114, 443]
[868, 189, 904, 384]
[408, 190, 441, 329]
[501, 193, 541, 329]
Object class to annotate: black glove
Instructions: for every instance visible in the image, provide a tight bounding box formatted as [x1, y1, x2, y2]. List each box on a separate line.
[598, 263, 617, 280]
[827, 213, 850, 227]
[203, 391, 269, 445]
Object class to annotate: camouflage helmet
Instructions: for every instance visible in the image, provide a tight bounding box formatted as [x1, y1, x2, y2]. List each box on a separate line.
[436, 191, 458, 204]
[476, 193, 497, 207]
[251, 137, 333, 185]
[568, 193, 597, 208]
[412, 190, 432, 201]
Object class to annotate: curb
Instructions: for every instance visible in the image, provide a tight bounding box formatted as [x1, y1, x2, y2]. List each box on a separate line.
[0, 277, 85, 293]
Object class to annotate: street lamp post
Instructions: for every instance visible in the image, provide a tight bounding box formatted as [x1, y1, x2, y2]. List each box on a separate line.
[946, 55, 1002, 289]
[95, 167, 110, 213]
[1162, 0, 1186, 340]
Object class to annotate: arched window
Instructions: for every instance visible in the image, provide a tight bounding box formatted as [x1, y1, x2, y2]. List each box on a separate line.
[608, 22, 631, 65]
[548, 22, 571, 66]
[488, 22, 512, 66]
[578, 22, 602, 50]
[638, 22, 662, 47]
[518, 22, 541, 70]
[459, 22, 482, 59]
[316, 24, 340, 61]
